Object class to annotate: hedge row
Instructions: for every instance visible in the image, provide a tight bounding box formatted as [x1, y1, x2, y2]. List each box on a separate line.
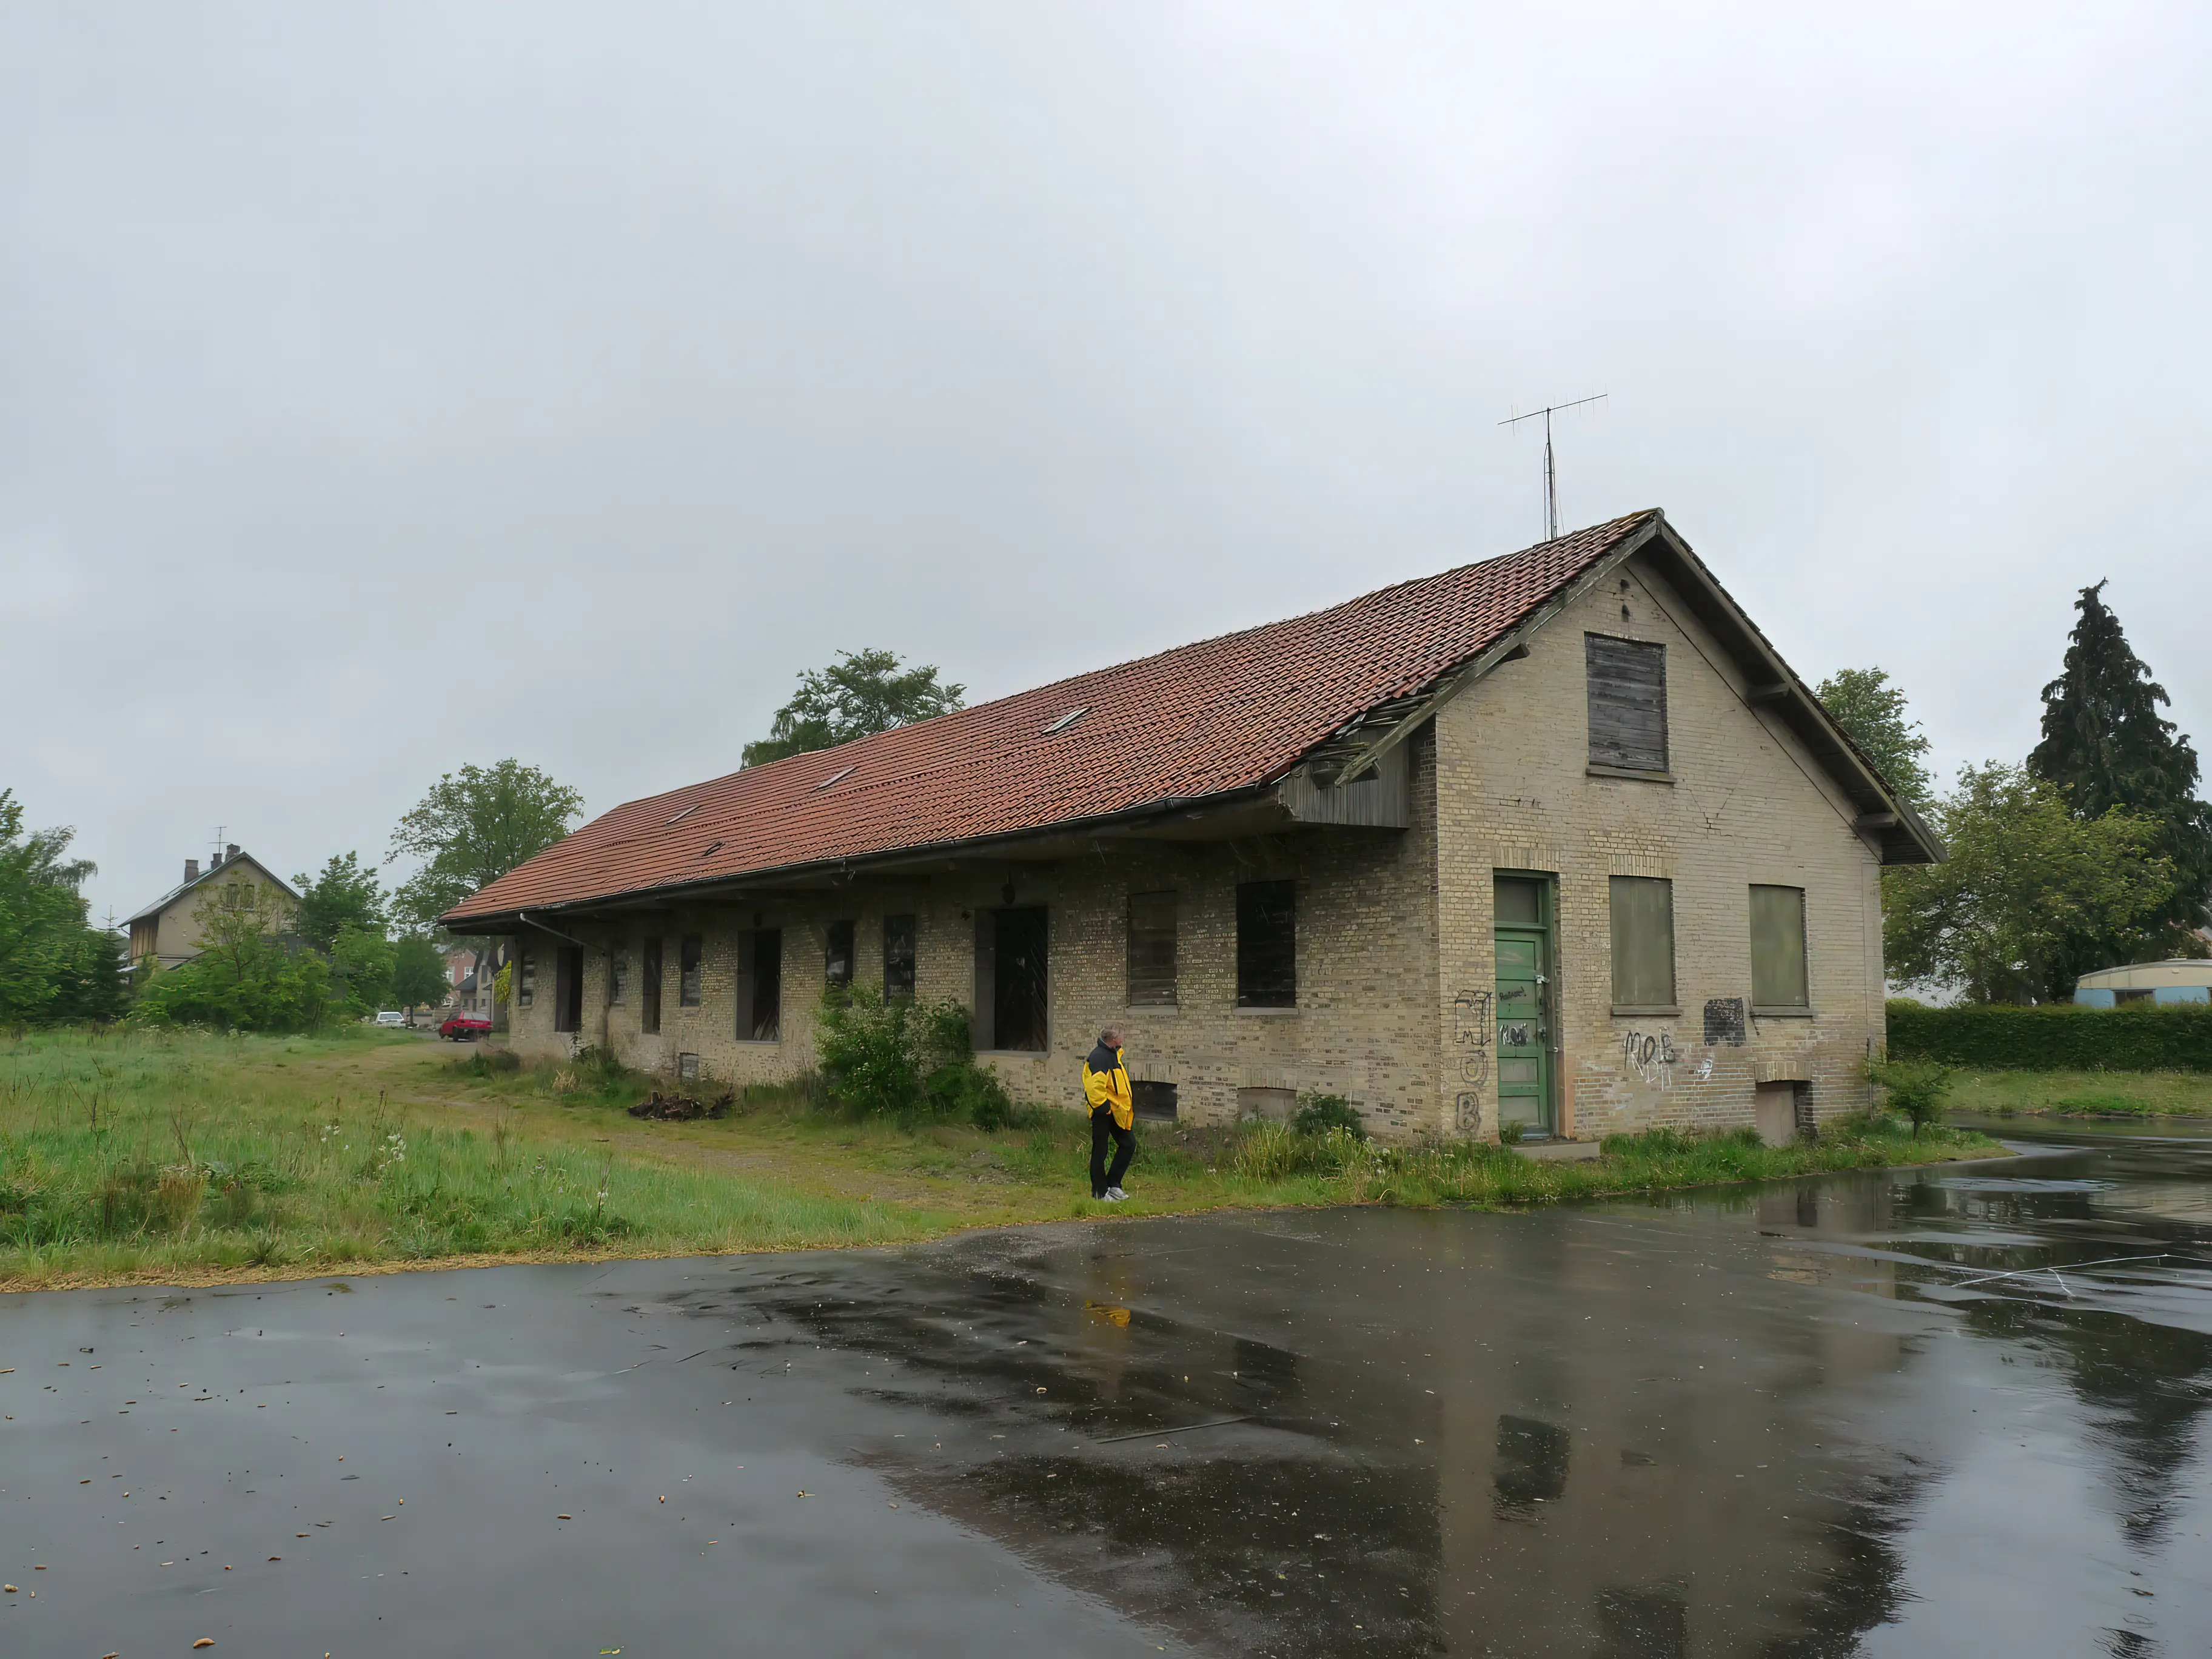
[1886, 999, 2212, 1073]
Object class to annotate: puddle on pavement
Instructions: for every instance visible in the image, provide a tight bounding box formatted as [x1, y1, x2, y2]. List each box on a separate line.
[2, 1122, 2209, 1657]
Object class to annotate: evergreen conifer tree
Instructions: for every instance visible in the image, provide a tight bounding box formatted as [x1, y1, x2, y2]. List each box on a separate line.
[2027, 580, 2212, 959]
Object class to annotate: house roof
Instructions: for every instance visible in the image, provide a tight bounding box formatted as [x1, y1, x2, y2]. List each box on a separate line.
[443, 509, 1938, 931]
[124, 851, 300, 928]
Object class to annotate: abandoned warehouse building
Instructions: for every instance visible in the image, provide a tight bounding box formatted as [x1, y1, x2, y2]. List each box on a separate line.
[444, 510, 1939, 1143]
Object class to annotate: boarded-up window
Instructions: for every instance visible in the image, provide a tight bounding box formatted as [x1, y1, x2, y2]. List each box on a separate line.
[1493, 874, 1545, 926]
[1236, 880, 1296, 1008]
[1609, 876, 1676, 1008]
[640, 937, 662, 1034]
[679, 934, 703, 1007]
[554, 946, 583, 1033]
[518, 950, 536, 1008]
[882, 914, 916, 999]
[1750, 885, 1809, 1010]
[608, 948, 628, 1007]
[825, 920, 855, 990]
[1127, 891, 1177, 1007]
[1586, 634, 1668, 773]
[736, 928, 782, 1041]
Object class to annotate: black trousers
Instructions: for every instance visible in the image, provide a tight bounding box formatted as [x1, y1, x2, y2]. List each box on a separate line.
[1090, 1105, 1134, 1197]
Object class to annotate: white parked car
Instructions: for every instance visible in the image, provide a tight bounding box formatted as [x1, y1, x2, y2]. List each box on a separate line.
[373, 1010, 408, 1028]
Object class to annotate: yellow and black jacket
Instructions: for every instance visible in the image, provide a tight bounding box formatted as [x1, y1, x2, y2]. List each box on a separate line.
[1082, 1042, 1133, 1130]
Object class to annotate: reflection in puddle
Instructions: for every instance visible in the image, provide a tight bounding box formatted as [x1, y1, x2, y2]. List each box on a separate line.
[701, 1128, 2212, 1656]
[1493, 1414, 1569, 1512]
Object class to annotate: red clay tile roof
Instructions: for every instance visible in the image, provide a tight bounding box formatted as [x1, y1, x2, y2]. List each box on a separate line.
[442, 511, 1660, 926]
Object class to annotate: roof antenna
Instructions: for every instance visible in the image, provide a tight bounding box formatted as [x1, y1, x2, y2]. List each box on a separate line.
[1500, 394, 1606, 541]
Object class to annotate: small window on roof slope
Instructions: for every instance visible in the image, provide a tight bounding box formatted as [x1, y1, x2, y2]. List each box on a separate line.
[815, 766, 856, 791]
[666, 802, 699, 825]
[1041, 707, 1088, 736]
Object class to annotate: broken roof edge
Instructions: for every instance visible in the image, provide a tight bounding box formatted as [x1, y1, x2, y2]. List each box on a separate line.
[437, 782, 1278, 934]
[1305, 512, 1670, 788]
[535, 509, 1674, 834]
[435, 508, 1684, 928]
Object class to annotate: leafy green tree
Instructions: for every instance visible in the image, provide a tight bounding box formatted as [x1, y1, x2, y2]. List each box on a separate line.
[389, 761, 583, 1027]
[1883, 763, 2183, 1002]
[134, 883, 331, 1031]
[0, 789, 126, 1025]
[1816, 667, 1935, 813]
[292, 852, 387, 953]
[2028, 580, 2212, 951]
[387, 760, 586, 930]
[742, 649, 965, 767]
[390, 936, 452, 1014]
[331, 925, 397, 1014]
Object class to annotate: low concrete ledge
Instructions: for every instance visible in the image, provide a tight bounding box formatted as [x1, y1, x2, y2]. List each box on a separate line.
[1512, 1139, 1603, 1163]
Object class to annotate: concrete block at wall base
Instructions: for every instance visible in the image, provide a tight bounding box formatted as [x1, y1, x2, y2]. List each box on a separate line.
[1513, 1139, 1603, 1162]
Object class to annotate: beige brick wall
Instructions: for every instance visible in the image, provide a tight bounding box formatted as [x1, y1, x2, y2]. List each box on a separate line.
[1432, 551, 1885, 1139]
[503, 551, 1886, 1142]
[502, 734, 1444, 1135]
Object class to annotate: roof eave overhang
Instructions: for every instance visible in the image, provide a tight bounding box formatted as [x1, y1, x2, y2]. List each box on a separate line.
[438, 782, 1280, 934]
[1635, 519, 1944, 866]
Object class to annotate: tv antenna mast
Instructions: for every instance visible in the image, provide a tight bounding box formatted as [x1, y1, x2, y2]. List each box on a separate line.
[1500, 393, 1606, 541]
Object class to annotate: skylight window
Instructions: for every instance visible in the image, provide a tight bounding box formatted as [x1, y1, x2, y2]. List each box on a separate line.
[815, 766, 856, 791]
[666, 803, 699, 825]
[698, 839, 725, 859]
[1041, 706, 1089, 736]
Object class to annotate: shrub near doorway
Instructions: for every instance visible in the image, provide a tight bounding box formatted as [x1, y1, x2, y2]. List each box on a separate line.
[812, 987, 1028, 1128]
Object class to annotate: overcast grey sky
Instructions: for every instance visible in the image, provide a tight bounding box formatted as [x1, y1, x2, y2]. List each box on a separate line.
[5, 2, 2208, 929]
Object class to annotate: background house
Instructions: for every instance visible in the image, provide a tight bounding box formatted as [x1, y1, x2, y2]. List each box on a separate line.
[124, 844, 300, 970]
[2073, 959, 2212, 1007]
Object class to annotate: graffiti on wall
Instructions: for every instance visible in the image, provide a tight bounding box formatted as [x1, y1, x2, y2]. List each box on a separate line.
[1621, 1029, 1678, 1089]
[1451, 988, 1492, 1132]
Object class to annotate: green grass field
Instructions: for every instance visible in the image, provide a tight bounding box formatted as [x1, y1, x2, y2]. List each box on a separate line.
[1947, 1068, 2212, 1119]
[0, 1026, 2002, 1290]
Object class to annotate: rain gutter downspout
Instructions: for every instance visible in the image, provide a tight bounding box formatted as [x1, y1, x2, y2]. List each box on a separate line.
[516, 911, 590, 948]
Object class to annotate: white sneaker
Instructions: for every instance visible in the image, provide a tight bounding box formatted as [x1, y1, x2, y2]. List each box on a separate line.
[1105, 1186, 1129, 1202]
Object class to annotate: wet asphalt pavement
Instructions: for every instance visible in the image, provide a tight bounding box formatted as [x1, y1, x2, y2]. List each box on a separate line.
[4, 1121, 2211, 1658]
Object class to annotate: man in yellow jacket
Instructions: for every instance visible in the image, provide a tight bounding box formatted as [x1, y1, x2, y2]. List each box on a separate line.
[1082, 1025, 1135, 1202]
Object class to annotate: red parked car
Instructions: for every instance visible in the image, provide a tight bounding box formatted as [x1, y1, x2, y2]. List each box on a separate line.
[438, 1015, 492, 1041]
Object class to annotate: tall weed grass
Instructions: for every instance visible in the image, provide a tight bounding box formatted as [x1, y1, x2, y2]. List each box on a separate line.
[1, 1025, 2003, 1288]
[0, 1026, 927, 1285]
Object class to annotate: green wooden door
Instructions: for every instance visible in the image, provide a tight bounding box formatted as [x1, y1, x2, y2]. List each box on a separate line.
[1494, 929, 1553, 1136]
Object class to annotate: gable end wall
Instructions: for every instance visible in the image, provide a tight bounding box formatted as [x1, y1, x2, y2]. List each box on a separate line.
[1432, 550, 1886, 1137]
